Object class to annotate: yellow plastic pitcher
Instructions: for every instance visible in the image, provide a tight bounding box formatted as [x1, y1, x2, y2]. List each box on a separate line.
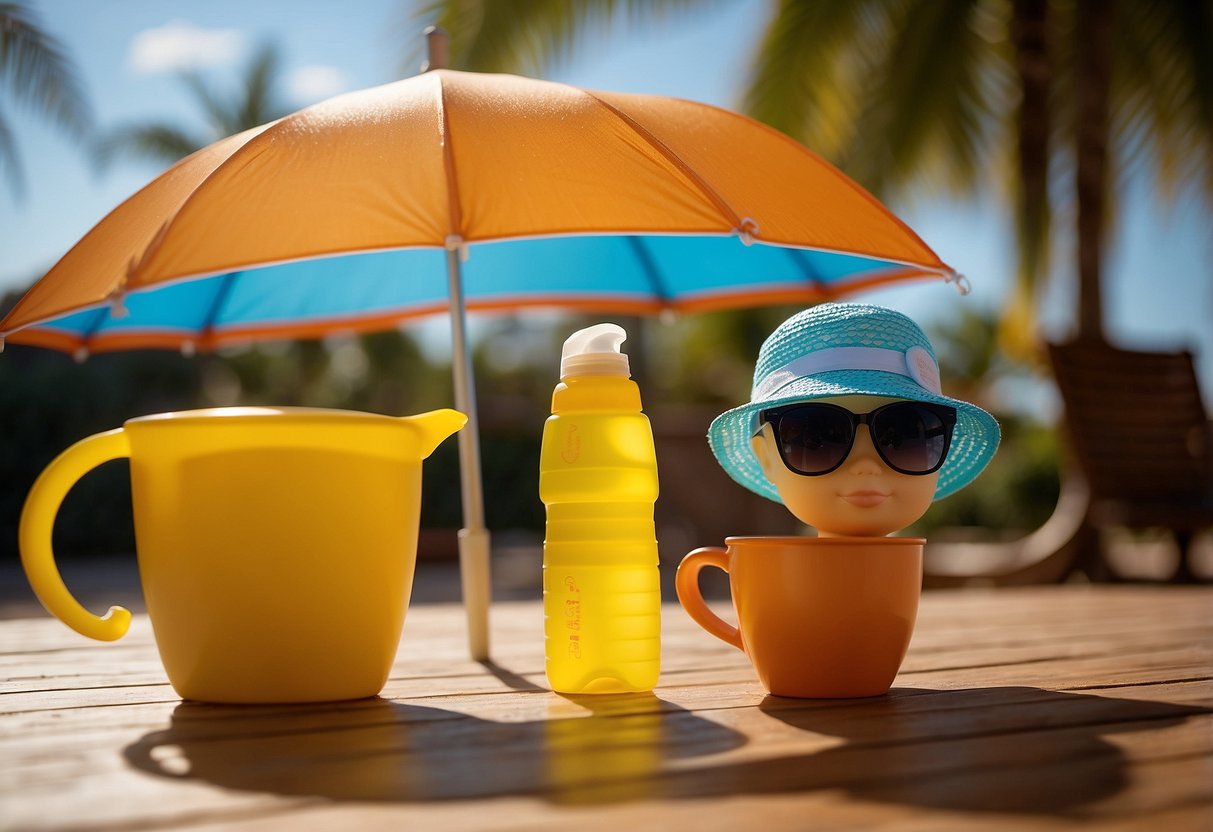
[19, 406, 465, 703]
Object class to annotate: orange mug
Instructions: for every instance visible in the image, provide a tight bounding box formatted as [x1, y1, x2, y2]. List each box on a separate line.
[675, 536, 922, 698]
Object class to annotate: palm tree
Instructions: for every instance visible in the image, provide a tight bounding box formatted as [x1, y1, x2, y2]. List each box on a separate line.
[95, 42, 288, 167]
[0, 0, 92, 197]
[414, 0, 1213, 347]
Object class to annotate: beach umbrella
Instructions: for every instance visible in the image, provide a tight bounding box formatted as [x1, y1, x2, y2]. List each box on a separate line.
[0, 35, 965, 660]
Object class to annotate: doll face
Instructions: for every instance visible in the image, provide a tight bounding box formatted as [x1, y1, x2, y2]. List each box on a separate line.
[750, 395, 940, 537]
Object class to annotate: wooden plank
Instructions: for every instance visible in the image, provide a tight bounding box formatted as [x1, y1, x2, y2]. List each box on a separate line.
[1, 587, 1211, 832]
[2, 695, 1208, 826]
[6, 714, 1207, 831]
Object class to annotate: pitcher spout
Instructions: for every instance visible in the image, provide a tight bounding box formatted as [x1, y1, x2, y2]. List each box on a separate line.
[401, 408, 467, 458]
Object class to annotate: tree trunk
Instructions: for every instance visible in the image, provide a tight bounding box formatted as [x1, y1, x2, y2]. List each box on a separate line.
[1012, 0, 1051, 290]
[1074, 0, 1112, 342]
[1000, 0, 1053, 356]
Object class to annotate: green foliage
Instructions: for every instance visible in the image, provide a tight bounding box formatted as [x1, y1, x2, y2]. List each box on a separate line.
[0, 324, 204, 558]
[910, 414, 1061, 536]
[1107, 0, 1213, 195]
[411, 0, 722, 75]
[417, 0, 1213, 345]
[652, 307, 800, 405]
[907, 307, 1061, 535]
[422, 428, 545, 531]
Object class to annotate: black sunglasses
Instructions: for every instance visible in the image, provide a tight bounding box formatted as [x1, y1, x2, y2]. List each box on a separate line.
[757, 401, 957, 477]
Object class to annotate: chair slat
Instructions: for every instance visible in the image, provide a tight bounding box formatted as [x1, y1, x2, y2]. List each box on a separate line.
[1048, 340, 1212, 508]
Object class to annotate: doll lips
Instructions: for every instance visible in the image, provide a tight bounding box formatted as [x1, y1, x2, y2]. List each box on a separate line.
[841, 490, 890, 507]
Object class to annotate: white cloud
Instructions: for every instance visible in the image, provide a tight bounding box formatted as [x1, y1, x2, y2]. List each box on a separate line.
[287, 65, 351, 104]
[128, 20, 247, 74]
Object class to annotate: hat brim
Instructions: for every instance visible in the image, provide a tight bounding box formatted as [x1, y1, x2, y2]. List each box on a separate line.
[708, 369, 1000, 503]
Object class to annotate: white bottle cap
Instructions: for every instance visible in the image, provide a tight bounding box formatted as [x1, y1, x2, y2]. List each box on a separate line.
[560, 323, 631, 379]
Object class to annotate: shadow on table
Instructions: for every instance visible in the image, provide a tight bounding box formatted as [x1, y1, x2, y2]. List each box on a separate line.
[123, 685, 1208, 814]
[123, 691, 745, 806]
[735, 686, 1210, 815]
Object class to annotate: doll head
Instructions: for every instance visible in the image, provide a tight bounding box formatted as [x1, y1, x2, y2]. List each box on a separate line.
[749, 394, 947, 535]
[708, 304, 1000, 537]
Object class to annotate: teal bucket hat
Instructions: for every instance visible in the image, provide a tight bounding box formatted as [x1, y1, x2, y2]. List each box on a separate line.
[708, 303, 1000, 502]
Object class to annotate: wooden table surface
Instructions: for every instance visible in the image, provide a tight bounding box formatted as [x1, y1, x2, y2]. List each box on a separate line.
[1, 585, 1210, 831]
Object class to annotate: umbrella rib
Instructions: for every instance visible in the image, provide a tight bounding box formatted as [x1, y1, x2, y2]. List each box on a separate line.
[76, 306, 112, 353]
[123, 121, 283, 291]
[783, 248, 827, 293]
[578, 90, 746, 233]
[198, 271, 241, 348]
[624, 237, 671, 302]
[433, 72, 463, 240]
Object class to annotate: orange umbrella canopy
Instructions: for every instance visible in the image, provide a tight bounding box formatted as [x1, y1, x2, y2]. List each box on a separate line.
[0, 69, 957, 353]
[1, 67, 964, 662]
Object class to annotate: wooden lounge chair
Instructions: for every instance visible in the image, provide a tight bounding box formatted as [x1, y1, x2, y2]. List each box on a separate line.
[1047, 338, 1212, 581]
[926, 339, 1212, 584]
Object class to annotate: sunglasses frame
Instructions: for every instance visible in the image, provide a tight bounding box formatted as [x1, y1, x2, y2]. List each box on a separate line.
[756, 401, 958, 477]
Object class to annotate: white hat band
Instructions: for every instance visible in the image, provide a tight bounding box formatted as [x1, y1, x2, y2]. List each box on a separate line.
[752, 345, 942, 401]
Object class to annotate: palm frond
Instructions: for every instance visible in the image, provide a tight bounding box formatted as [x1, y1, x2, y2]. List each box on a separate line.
[98, 40, 291, 170]
[239, 42, 288, 128]
[1111, 0, 1213, 200]
[176, 70, 234, 137]
[0, 105, 25, 195]
[741, 0, 878, 155]
[415, 0, 598, 73]
[846, 0, 1011, 197]
[93, 123, 205, 170]
[0, 0, 91, 136]
[413, 0, 720, 74]
[0, 0, 90, 197]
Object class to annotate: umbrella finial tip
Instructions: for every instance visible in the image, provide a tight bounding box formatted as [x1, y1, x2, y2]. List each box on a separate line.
[423, 26, 449, 72]
[736, 217, 759, 246]
[109, 291, 130, 320]
[945, 271, 972, 295]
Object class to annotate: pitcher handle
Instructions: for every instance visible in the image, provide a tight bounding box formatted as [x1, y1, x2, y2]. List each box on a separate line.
[19, 428, 133, 641]
[675, 547, 742, 650]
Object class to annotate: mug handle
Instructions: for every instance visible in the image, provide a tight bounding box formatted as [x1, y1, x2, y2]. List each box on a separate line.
[19, 428, 133, 641]
[675, 547, 743, 650]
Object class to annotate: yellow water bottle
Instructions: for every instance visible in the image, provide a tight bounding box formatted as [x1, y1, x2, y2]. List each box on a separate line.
[541, 323, 661, 694]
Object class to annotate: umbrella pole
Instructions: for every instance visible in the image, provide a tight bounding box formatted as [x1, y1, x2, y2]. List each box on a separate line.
[445, 247, 491, 661]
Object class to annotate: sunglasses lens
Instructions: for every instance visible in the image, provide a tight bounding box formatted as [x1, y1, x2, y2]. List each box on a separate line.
[871, 403, 953, 474]
[774, 406, 854, 474]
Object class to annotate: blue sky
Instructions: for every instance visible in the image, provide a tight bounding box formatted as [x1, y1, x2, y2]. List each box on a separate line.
[3, 0, 1210, 405]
